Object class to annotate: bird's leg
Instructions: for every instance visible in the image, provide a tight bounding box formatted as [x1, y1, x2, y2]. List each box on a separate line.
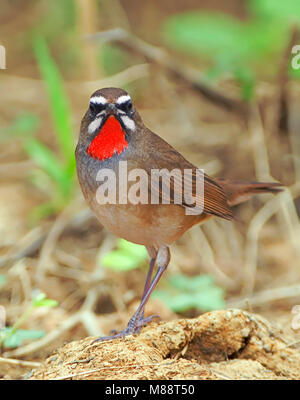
[142, 245, 158, 298]
[143, 257, 156, 297]
[123, 245, 170, 331]
[93, 246, 170, 342]
[109, 257, 156, 335]
[138, 256, 156, 322]
[115, 246, 157, 328]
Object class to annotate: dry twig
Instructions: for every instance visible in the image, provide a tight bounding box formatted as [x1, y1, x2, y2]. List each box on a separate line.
[0, 356, 41, 368]
[86, 28, 247, 114]
[228, 283, 300, 308]
[3, 236, 116, 358]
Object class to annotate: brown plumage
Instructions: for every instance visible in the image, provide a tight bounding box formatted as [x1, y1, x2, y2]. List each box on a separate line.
[75, 87, 283, 341]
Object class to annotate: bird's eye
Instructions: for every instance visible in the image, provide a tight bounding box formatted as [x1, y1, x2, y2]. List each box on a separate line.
[89, 103, 97, 117]
[118, 100, 133, 113]
[89, 102, 105, 118]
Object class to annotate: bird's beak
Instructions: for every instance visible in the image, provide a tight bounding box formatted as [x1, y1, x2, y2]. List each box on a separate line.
[106, 103, 118, 116]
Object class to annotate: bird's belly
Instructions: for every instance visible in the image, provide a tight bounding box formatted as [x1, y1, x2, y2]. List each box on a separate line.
[89, 200, 202, 247]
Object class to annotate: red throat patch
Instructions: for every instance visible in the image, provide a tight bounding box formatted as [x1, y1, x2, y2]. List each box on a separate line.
[86, 116, 128, 161]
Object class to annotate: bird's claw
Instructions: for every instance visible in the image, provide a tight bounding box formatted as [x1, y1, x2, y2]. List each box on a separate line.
[91, 314, 159, 343]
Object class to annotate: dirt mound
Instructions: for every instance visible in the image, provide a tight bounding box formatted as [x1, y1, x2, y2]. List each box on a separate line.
[29, 309, 300, 380]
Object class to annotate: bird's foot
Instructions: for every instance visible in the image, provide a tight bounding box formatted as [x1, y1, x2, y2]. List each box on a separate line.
[91, 314, 159, 343]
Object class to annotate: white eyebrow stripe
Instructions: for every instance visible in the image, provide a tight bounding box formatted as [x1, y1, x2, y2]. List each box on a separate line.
[116, 95, 131, 104]
[90, 96, 107, 105]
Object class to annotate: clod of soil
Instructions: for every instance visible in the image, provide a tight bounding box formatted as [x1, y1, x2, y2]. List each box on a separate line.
[30, 309, 300, 380]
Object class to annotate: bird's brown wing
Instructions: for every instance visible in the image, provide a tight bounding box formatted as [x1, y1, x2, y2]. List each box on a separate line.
[133, 129, 233, 220]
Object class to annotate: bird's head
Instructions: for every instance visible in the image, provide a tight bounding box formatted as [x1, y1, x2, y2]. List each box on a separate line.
[80, 88, 139, 161]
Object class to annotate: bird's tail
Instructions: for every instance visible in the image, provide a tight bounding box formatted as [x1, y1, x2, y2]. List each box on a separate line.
[215, 178, 283, 206]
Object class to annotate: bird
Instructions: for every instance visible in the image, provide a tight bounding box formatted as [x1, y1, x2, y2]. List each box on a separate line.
[75, 87, 282, 341]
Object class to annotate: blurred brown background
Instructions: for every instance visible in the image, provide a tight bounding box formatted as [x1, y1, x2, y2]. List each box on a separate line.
[0, 0, 300, 378]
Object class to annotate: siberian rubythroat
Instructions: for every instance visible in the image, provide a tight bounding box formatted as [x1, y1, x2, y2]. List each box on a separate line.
[75, 87, 282, 341]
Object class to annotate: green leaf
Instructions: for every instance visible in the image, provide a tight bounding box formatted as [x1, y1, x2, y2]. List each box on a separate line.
[24, 138, 71, 196]
[289, 59, 300, 79]
[0, 275, 6, 287]
[163, 13, 246, 62]
[152, 274, 225, 312]
[100, 239, 148, 271]
[153, 291, 196, 312]
[234, 66, 256, 101]
[101, 250, 142, 271]
[248, 0, 300, 22]
[32, 292, 46, 303]
[117, 239, 148, 259]
[164, 11, 288, 62]
[2, 328, 45, 349]
[162, 10, 291, 86]
[33, 36, 75, 170]
[25, 36, 76, 218]
[24, 139, 61, 178]
[27, 202, 60, 224]
[1, 113, 39, 139]
[32, 293, 58, 308]
[168, 274, 215, 292]
[11, 113, 39, 134]
[35, 298, 58, 308]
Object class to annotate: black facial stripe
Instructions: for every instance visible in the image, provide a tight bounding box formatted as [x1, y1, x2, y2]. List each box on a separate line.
[116, 100, 133, 112]
[89, 102, 106, 117]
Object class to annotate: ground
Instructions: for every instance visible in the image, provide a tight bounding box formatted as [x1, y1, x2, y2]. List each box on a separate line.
[26, 309, 300, 380]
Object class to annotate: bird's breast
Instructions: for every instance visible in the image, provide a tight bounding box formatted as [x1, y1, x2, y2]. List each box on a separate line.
[75, 147, 206, 247]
